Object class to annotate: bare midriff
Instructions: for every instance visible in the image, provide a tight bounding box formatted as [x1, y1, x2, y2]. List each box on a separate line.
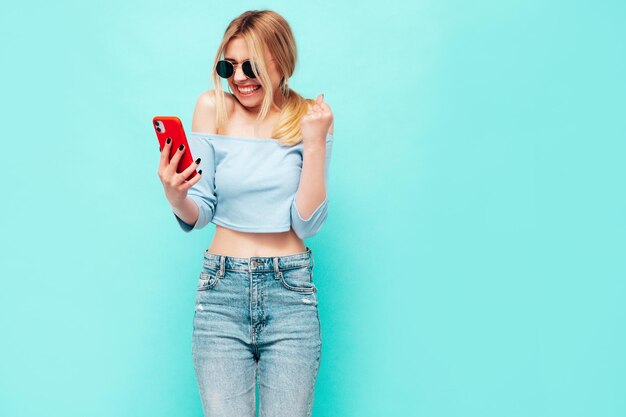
[206, 226, 307, 258]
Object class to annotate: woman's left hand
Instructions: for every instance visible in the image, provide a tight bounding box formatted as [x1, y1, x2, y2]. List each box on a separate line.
[301, 93, 333, 147]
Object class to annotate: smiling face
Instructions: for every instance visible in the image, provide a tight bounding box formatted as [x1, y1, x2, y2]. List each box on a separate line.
[223, 37, 284, 114]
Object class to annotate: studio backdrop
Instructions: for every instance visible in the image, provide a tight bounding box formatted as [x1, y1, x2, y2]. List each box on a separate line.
[1, 1, 625, 416]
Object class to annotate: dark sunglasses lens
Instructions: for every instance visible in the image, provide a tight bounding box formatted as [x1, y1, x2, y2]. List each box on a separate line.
[242, 61, 257, 78]
[216, 61, 233, 78]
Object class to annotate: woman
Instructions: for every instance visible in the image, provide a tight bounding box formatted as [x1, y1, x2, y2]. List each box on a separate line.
[157, 10, 334, 417]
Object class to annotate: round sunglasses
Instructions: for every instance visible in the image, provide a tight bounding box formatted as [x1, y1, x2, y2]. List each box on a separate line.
[216, 60, 258, 79]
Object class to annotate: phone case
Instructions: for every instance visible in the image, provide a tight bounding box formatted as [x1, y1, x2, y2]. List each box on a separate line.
[153, 116, 197, 181]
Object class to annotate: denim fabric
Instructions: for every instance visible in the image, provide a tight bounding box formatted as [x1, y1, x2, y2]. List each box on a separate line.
[192, 246, 322, 417]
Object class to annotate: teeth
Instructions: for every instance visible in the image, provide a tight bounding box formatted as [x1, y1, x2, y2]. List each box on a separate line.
[237, 85, 260, 94]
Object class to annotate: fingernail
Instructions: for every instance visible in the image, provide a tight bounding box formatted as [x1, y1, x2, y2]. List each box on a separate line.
[166, 137, 171, 144]
[198, 169, 203, 175]
[195, 157, 201, 164]
[179, 144, 184, 151]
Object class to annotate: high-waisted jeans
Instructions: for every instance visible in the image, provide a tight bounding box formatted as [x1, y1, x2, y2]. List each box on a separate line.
[192, 246, 322, 417]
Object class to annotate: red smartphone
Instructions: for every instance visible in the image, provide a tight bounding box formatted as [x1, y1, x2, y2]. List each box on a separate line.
[153, 116, 197, 181]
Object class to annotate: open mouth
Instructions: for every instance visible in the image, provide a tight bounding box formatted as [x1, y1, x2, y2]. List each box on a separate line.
[236, 84, 261, 96]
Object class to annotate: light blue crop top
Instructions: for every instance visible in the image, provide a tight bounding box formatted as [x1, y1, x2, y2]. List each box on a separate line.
[173, 131, 334, 239]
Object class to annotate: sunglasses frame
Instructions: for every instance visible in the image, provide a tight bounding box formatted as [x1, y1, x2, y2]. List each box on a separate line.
[216, 59, 258, 79]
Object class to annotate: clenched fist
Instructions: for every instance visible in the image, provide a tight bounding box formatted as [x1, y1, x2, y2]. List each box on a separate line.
[301, 93, 333, 147]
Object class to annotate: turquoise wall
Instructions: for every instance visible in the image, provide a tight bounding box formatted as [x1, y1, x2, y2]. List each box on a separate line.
[1, 1, 625, 416]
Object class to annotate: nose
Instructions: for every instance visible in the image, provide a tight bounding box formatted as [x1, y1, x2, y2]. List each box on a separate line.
[233, 64, 248, 82]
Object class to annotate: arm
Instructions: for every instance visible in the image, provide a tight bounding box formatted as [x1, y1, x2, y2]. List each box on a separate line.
[172, 137, 217, 232]
[171, 196, 200, 229]
[290, 131, 334, 239]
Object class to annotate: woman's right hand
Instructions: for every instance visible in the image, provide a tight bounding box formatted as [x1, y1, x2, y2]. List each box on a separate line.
[158, 138, 203, 207]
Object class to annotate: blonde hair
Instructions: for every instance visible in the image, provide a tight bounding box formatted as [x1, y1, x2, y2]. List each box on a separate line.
[211, 10, 316, 146]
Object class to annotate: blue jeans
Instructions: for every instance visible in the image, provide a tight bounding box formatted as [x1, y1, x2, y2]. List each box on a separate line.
[192, 246, 322, 417]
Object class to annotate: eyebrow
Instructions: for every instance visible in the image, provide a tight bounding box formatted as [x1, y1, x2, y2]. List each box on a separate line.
[224, 57, 248, 63]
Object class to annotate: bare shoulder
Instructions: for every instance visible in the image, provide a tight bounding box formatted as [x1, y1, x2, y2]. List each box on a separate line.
[191, 89, 236, 133]
[191, 90, 217, 133]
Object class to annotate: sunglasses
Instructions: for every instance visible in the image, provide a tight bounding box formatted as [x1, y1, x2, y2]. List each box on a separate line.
[216, 60, 258, 79]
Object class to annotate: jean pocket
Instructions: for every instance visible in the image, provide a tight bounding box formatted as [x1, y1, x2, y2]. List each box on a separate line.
[198, 260, 221, 291]
[279, 265, 316, 293]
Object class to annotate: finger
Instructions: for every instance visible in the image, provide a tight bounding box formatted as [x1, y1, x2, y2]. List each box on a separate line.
[167, 143, 186, 174]
[316, 93, 323, 106]
[172, 171, 189, 187]
[179, 156, 202, 182]
[182, 169, 203, 190]
[158, 137, 173, 171]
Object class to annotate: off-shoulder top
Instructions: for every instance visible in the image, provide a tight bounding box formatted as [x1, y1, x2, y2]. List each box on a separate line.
[173, 131, 334, 239]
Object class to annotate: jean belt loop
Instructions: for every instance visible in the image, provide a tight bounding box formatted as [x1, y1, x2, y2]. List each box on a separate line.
[219, 255, 225, 277]
[273, 256, 281, 280]
[310, 247, 315, 270]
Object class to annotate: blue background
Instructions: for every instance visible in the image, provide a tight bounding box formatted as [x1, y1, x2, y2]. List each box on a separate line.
[1, 1, 625, 416]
